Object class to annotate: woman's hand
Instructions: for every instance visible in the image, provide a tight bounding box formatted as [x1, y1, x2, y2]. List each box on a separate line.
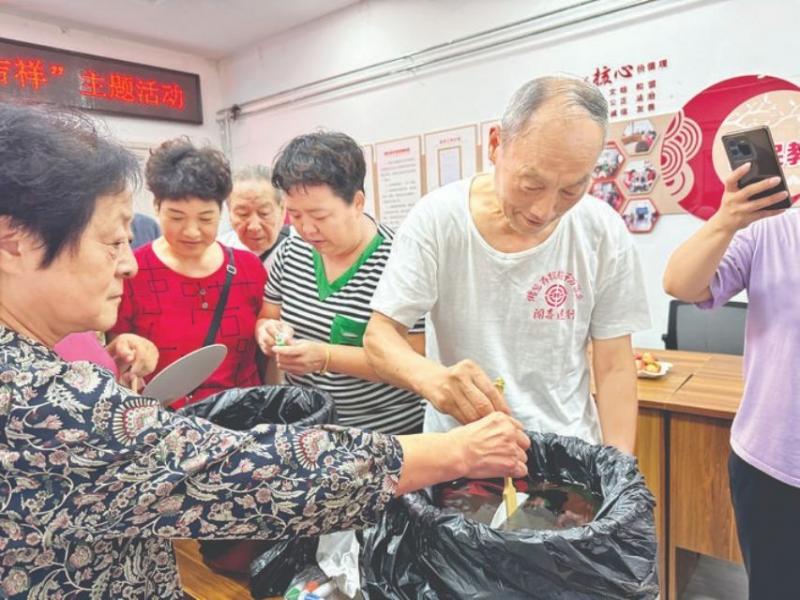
[272, 341, 328, 376]
[255, 319, 294, 356]
[447, 412, 530, 480]
[394, 412, 531, 495]
[710, 162, 789, 233]
[106, 333, 159, 392]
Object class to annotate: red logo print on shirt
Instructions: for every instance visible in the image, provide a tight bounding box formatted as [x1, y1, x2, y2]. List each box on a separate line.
[526, 271, 583, 321]
[544, 284, 568, 308]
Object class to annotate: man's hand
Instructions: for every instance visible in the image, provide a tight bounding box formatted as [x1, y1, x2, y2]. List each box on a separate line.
[420, 359, 510, 424]
[106, 333, 159, 392]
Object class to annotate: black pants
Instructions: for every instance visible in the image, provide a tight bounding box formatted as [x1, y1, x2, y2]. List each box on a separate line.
[728, 450, 800, 600]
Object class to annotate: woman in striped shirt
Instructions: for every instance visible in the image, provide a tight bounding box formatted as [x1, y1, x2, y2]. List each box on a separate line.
[255, 132, 425, 434]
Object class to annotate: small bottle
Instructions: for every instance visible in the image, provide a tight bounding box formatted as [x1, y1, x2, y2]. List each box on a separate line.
[284, 585, 303, 600]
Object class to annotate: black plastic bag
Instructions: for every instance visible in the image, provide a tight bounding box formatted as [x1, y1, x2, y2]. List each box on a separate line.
[248, 537, 320, 599]
[179, 385, 336, 590]
[180, 384, 336, 430]
[359, 432, 659, 600]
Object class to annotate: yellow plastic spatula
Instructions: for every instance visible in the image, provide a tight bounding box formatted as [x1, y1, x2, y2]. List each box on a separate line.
[493, 377, 518, 519]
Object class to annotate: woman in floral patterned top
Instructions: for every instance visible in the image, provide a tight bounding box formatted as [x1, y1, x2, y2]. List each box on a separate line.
[0, 104, 530, 599]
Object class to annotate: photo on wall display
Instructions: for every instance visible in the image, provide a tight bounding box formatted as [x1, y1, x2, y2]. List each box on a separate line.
[621, 198, 660, 233]
[593, 142, 625, 179]
[622, 159, 657, 194]
[603, 112, 678, 216]
[589, 180, 624, 212]
[622, 119, 659, 155]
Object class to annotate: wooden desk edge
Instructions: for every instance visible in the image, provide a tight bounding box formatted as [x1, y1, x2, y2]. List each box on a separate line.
[639, 396, 738, 420]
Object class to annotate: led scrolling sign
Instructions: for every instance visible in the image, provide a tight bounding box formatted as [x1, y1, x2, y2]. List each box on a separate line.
[0, 37, 202, 124]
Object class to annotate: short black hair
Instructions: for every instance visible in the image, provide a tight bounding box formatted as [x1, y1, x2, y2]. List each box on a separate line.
[0, 103, 139, 268]
[271, 131, 365, 204]
[146, 137, 231, 207]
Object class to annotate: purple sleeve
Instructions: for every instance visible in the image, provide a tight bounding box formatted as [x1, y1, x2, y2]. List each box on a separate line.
[697, 228, 755, 309]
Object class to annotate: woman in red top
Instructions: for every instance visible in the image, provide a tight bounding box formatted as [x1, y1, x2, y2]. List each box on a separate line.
[110, 138, 268, 407]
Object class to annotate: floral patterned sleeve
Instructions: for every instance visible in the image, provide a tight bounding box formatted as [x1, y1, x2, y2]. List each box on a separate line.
[0, 328, 403, 598]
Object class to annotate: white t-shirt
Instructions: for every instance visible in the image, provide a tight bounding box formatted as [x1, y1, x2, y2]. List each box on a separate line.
[218, 229, 247, 251]
[371, 177, 651, 443]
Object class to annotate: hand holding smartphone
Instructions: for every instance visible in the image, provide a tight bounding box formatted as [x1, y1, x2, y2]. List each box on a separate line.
[721, 126, 792, 210]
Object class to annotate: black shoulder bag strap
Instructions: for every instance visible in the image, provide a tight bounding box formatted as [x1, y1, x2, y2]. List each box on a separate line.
[177, 247, 237, 407]
[202, 246, 236, 346]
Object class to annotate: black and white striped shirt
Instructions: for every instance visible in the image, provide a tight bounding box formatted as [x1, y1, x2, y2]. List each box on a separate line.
[265, 223, 425, 434]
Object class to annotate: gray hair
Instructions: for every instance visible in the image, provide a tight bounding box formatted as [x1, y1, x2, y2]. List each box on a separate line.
[231, 164, 282, 204]
[500, 76, 608, 142]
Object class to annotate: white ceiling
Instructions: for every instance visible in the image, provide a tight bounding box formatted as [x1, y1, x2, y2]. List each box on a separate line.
[0, 0, 362, 59]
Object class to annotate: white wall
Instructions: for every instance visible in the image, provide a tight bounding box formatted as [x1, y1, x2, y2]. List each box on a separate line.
[219, 0, 586, 108]
[219, 0, 800, 348]
[0, 12, 224, 216]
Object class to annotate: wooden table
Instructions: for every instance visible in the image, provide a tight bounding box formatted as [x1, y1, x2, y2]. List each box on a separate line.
[666, 353, 744, 599]
[631, 349, 744, 600]
[175, 539, 260, 600]
[631, 350, 711, 591]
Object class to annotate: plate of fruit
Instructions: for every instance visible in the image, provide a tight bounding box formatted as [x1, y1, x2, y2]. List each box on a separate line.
[635, 352, 672, 378]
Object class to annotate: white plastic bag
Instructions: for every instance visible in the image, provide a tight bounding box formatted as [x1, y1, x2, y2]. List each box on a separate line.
[316, 530, 361, 598]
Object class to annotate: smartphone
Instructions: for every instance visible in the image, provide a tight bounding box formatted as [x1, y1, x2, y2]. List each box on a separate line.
[721, 126, 792, 210]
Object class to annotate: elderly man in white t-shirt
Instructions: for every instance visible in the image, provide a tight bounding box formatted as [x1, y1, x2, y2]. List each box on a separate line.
[365, 76, 650, 453]
[218, 165, 290, 268]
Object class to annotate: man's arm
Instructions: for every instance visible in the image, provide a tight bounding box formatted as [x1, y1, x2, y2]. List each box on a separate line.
[364, 312, 508, 424]
[592, 334, 637, 454]
[364, 313, 442, 395]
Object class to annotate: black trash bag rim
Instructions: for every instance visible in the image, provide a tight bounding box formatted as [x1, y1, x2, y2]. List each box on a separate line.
[403, 431, 655, 547]
[178, 384, 337, 430]
[360, 430, 659, 599]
